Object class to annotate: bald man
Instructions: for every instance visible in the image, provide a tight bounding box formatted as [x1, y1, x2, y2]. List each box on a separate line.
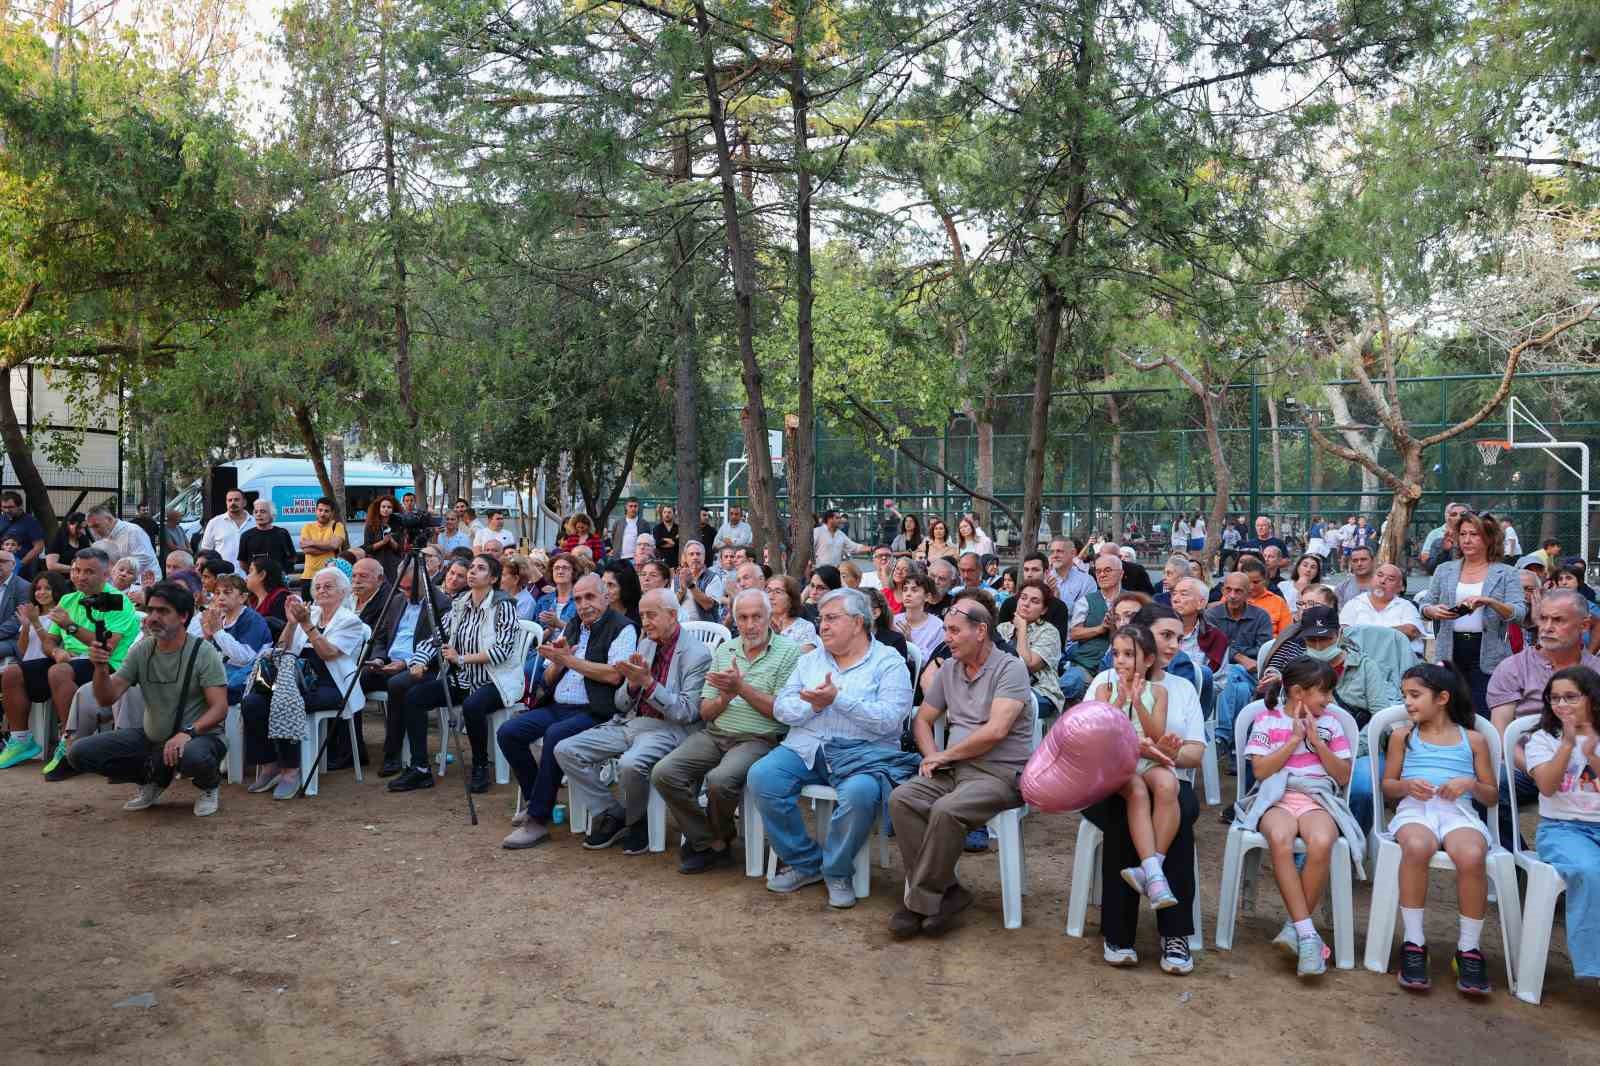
[554, 589, 712, 855]
[1338, 563, 1423, 655]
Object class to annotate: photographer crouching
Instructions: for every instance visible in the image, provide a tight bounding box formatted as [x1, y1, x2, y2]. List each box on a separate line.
[67, 581, 230, 816]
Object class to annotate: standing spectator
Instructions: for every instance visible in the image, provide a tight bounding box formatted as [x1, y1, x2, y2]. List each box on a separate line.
[1240, 515, 1287, 559]
[714, 505, 753, 551]
[86, 505, 156, 576]
[1500, 517, 1522, 562]
[918, 518, 959, 565]
[362, 495, 404, 582]
[891, 513, 924, 558]
[696, 508, 718, 553]
[651, 504, 681, 569]
[1420, 511, 1525, 715]
[199, 489, 251, 567]
[1419, 502, 1467, 573]
[813, 509, 866, 567]
[237, 500, 297, 576]
[954, 515, 994, 559]
[608, 498, 651, 560]
[158, 508, 188, 563]
[1218, 519, 1243, 574]
[1334, 545, 1377, 607]
[298, 497, 346, 582]
[559, 513, 605, 559]
[0, 491, 45, 577]
[44, 511, 92, 575]
[878, 499, 903, 548]
[437, 511, 473, 554]
[474, 509, 517, 552]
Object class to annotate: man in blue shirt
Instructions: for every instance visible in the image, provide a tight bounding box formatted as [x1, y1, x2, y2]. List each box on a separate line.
[0, 492, 45, 578]
[372, 564, 452, 777]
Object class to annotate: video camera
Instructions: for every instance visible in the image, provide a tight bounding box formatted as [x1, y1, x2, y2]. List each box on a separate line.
[390, 509, 444, 546]
[80, 590, 124, 646]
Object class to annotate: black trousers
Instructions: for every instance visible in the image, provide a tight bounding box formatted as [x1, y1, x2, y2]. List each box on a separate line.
[381, 668, 433, 759]
[240, 680, 344, 766]
[1080, 780, 1199, 948]
[68, 727, 226, 791]
[404, 679, 505, 769]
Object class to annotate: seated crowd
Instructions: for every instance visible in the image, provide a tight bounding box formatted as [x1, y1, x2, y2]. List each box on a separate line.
[0, 494, 1594, 998]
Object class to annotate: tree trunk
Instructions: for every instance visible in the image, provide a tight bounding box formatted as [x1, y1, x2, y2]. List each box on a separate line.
[669, 124, 702, 540]
[1266, 392, 1283, 513]
[972, 402, 994, 532]
[1105, 391, 1123, 537]
[1377, 445, 1426, 565]
[290, 402, 338, 501]
[1197, 394, 1230, 572]
[692, 0, 784, 563]
[786, 27, 816, 580]
[0, 367, 59, 529]
[377, 0, 425, 500]
[329, 433, 347, 511]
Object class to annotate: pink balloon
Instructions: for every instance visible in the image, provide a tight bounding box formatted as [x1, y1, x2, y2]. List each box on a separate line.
[1020, 701, 1140, 813]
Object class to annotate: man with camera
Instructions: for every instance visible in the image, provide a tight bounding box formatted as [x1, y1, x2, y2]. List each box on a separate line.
[0, 548, 144, 772]
[67, 581, 230, 815]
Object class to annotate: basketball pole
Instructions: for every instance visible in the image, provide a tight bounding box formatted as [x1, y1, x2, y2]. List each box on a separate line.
[1505, 395, 1592, 564]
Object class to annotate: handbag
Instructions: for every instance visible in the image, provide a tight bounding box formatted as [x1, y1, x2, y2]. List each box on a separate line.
[250, 649, 316, 698]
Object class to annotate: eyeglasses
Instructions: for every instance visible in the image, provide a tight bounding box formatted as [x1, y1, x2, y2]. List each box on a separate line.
[1549, 693, 1588, 707]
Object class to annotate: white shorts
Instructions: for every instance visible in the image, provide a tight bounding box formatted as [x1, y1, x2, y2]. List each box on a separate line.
[1387, 795, 1490, 846]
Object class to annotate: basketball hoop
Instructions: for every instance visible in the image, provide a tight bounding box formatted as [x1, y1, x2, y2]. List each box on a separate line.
[1475, 439, 1510, 466]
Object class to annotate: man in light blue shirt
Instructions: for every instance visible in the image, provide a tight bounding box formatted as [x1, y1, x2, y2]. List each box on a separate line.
[748, 587, 913, 908]
[437, 512, 474, 555]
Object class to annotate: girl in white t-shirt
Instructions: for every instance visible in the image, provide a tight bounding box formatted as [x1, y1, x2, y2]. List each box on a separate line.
[1093, 625, 1180, 911]
[1526, 665, 1600, 983]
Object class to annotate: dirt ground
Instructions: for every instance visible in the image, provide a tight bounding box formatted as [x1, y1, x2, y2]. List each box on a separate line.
[5, 725, 1595, 1066]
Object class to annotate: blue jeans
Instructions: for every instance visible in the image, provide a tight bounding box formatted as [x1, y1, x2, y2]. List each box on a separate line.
[495, 703, 597, 822]
[1499, 764, 1540, 848]
[748, 745, 882, 879]
[1214, 664, 1257, 757]
[1348, 750, 1385, 833]
[1196, 664, 1215, 719]
[1058, 664, 1090, 707]
[1535, 818, 1600, 979]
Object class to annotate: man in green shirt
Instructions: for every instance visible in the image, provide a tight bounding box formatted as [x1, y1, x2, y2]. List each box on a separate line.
[651, 587, 801, 874]
[0, 548, 143, 772]
[68, 581, 230, 816]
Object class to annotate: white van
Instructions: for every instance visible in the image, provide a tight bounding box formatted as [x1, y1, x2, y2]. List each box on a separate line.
[172, 458, 417, 544]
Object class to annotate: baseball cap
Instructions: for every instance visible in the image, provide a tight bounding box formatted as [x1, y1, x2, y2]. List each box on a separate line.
[1516, 554, 1547, 572]
[1299, 604, 1339, 639]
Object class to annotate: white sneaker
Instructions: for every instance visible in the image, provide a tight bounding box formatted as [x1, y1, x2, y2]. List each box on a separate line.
[824, 876, 857, 909]
[123, 783, 165, 811]
[1103, 943, 1138, 967]
[1272, 921, 1299, 955]
[193, 787, 220, 817]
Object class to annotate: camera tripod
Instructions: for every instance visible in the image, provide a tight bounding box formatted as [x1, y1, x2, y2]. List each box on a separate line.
[296, 547, 476, 824]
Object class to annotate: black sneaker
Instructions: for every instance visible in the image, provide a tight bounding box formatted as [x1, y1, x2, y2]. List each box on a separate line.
[679, 845, 734, 874]
[1453, 948, 1491, 996]
[620, 821, 651, 855]
[1398, 941, 1430, 990]
[468, 763, 490, 794]
[378, 758, 403, 778]
[1159, 935, 1194, 975]
[386, 766, 434, 792]
[582, 812, 627, 850]
[44, 759, 81, 782]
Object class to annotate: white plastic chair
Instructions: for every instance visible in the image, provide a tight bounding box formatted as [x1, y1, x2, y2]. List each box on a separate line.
[486, 623, 543, 785]
[1360, 705, 1521, 987]
[27, 699, 53, 756]
[681, 621, 731, 650]
[764, 783, 876, 897]
[1065, 818, 1204, 953]
[1504, 714, 1570, 1005]
[224, 704, 244, 784]
[300, 709, 364, 797]
[1213, 700, 1362, 969]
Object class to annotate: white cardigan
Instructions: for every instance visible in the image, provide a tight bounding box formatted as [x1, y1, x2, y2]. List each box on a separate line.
[281, 604, 371, 719]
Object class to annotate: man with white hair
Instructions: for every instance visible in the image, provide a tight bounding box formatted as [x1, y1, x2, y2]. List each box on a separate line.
[1339, 563, 1424, 654]
[1062, 553, 1125, 702]
[926, 558, 959, 618]
[86, 505, 156, 577]
[1098, 541, 1154, 596]
[237, 499, 297, 575]
[674, 540, 721, 624]
[653, 588, 803, 873]
[630, 532, 657, 571]
[748, 587, 914, 907]
[554, 588, 711, 855]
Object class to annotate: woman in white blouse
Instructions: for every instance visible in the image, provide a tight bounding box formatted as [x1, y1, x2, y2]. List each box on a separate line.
[241, 565, 370, 799]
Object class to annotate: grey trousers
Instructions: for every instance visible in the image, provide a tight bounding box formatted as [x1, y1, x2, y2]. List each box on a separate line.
[651, 729, 776, 850]
[889, 761, 1023, 915]
[554, 716, 687, 824]
[67, 727, 227, 791]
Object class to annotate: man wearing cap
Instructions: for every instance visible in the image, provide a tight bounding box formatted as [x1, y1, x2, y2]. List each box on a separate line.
[1420, 502, 1467, 575]
[1339, 563, 1424, 655]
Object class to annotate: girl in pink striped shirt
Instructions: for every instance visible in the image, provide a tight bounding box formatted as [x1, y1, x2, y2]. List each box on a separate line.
[1244, 657, 1352, 976]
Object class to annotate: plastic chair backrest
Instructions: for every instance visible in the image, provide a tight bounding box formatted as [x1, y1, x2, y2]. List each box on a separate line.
[681, 621, 731, 649]
[515, 619, 544, 648]
[1258, 639, 1277, 671]
[1365, 705, 1503, 848]
[1503, 714, 1544, 859]
[906, 641, 925, 686]
[1232, 699, 1360, 805]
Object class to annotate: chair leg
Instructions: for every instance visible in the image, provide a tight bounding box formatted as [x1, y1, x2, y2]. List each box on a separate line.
[1189, 850, 1204, 952]
[1214, 830, 1247, 951]
[1330, 839, 1355, 970]
[347, 717, 364, 783]
[1201, 733, 1221, 806]
[742, 790, 766, 878]
[992, 811, 1023, 930]
[647, 784, 667, 854]
[1362, 839, 1402, 974]
[224, 704, 243, 785]
[1487, 852, 1523, 991]
[301, 718, 324, 798]
[1065, 821, 1103, 938]
[1515, 868, 1564, 1005]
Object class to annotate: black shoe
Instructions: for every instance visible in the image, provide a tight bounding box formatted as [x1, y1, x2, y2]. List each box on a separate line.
[620, 821, 651, 855]
[920, 884, 974, 937]
[1398, 941, 1430, 990]
[377, 758, 403, 778]
[468, 763, 490, 794]
[1454, 948, 1491, 996]
[582, 812, 626, 849]
[325, 754, 355, 772]
[44, 759, 82, 782]
[679, 845, 734, 874]
[387, 766, 434, 792]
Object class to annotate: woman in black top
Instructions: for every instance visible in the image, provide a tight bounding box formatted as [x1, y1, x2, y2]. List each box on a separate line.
[362, 495, 403, 582]
[45, 512, 92, 575]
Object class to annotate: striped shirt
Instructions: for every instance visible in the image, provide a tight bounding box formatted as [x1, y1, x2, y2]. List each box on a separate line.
[411, 589, 518, 691]
[702, 633, 802, 739]
[1244, 706, 1352, 782]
